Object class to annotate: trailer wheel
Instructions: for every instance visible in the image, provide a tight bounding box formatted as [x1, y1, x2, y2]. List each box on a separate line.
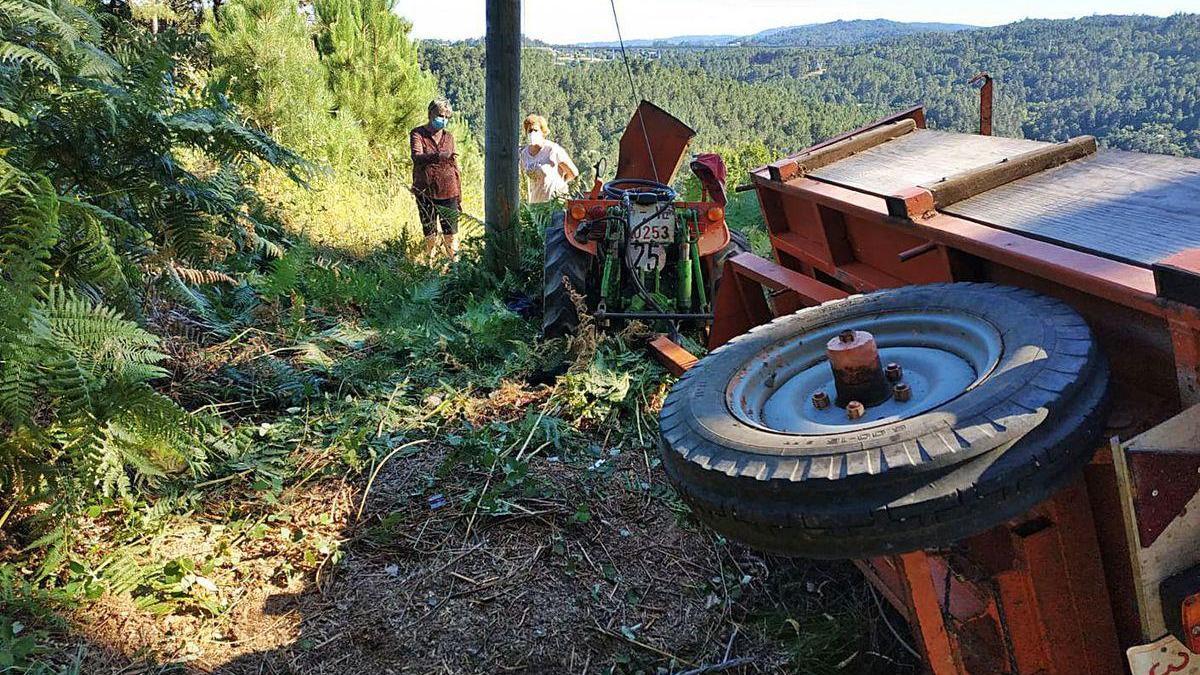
[542, 212, 590, 339]
[659, 283, 1110, 558]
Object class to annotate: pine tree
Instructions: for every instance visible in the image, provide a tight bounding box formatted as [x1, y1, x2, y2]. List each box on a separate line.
[313, 0, 436, 155]
[209, 0, 368, 165]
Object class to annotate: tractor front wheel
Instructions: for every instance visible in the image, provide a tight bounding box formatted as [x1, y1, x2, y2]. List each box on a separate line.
[542, 211, 590, 338]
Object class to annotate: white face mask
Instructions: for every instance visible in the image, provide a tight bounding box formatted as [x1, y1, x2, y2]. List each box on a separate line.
[528, 130, 544, 146]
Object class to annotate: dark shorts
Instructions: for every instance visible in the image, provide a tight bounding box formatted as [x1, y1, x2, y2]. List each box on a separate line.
[415, 194, 460, 236]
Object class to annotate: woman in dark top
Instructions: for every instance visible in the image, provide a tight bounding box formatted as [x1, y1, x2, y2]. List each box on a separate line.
[410, 98, 461, 263]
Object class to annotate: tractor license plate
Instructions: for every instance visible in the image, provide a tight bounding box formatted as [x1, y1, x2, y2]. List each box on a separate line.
[1126, 635, 1200, 675]
[630, 222, 674, 243]
[627, 206, 674, 272]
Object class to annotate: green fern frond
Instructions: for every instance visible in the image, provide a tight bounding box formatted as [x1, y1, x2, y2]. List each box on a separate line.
[0, 106, 26, 127]
[0, 41, 61, 82]
[0, 0, 80, 42]
[50, 0, 102, 41]
[0, 339, 39, 423]
[59, 210, 133, 306]
[101, 549, 144, 596]
[31, 285, 167, 383]
[0, 167, 61, 324]
[75, 41, 120, 80]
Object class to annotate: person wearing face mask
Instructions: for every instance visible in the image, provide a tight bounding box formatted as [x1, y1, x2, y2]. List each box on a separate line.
[410, 98, 462, 263]
[519, 114, 579, 204]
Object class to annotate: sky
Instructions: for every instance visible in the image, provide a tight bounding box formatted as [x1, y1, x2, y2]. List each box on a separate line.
[393, 0, 1199, 43]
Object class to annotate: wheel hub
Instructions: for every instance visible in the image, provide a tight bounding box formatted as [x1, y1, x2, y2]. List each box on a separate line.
[726, 309, 1003, 435]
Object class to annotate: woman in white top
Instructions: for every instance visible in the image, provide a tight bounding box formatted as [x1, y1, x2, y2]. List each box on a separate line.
[519, 114, 579, 203]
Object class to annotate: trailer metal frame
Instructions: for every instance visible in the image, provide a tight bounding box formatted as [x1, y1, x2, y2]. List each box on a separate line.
[654, 106, 1200, 674]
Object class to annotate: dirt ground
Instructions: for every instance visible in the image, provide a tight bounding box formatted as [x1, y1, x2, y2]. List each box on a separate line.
[25, 433, 919, 674]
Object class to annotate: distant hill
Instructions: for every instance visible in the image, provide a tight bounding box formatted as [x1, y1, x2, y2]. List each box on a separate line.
[576, 34, 739, 48]
[744, 19, 976, 46]
[572, 19, 976, 49]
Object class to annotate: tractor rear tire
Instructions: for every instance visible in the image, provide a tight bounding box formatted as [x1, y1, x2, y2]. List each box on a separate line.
[659, 283, 1110, 559]
[542, 212, 590, 339]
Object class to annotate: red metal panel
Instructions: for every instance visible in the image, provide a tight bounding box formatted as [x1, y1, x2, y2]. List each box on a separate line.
[1127, 450, 1200, 546]
[1019, 480, 1123, 674]
[615, 100, 695, 184]
[648, 335, 697, 376]
[708, 253, 848, 349]
[899, 552, 968, 674]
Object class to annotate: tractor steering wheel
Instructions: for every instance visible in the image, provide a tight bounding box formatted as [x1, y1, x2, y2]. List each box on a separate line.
[601, 178, 678, 204]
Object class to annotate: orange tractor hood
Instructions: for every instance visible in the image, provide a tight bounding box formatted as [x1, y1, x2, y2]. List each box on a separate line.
[615, 100, 697, 183]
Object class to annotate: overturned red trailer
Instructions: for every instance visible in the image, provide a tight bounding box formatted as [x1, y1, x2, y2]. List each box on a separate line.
[656, 106, 1200, 674]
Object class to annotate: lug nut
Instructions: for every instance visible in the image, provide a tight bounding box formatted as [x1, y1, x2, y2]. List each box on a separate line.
[885, 362, 903, 382]
[846, 401, 865, 419]
[812, 391, 830, 410]
[838, 329, 856, 343]
[893, 383, 912, 402]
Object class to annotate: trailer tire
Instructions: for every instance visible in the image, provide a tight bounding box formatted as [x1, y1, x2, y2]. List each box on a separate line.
[542, 212, 590, 339]
[659, 283, 1110, 558]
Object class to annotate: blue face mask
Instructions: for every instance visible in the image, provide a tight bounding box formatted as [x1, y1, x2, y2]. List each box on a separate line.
[432, 116, 448, 130]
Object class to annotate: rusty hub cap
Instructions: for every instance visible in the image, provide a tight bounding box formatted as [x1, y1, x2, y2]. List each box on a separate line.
[726, 310, 1003, 434]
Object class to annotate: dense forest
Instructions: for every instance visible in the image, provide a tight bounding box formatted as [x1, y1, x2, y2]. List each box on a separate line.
[2, 1, 1197, 672]
[425, 13, 1200, 187]
[576, 18, 976, 49]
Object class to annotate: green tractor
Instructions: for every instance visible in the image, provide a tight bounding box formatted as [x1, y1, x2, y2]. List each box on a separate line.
[542, 102, 749, 339]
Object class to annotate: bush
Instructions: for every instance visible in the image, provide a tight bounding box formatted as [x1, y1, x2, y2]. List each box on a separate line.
[0, 0, 303, 556]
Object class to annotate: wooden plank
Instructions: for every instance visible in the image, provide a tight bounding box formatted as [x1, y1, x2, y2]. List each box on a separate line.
[648, 335, 696, 376]
[770, 119, 917, 182]
[809, 129, 1047, 196]
[923, 136, 1097, 208]
[757, 106, 926, 181]
[946, 150, 1200, 267]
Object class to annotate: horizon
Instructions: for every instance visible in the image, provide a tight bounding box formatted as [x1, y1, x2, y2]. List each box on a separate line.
[393, 0, 1198, 43]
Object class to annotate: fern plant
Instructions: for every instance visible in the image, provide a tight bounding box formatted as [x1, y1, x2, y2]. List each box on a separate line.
[0, 0, 306, 560]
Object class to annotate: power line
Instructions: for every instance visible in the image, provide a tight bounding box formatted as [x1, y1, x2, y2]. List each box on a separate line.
[608, 0, 659, 183]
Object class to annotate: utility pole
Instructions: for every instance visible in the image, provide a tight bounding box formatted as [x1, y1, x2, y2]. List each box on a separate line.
[484, 0, 521, 275]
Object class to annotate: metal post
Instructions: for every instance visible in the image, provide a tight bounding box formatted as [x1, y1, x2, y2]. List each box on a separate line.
[484, 0, 521, 275]
[970, 72, 993, 136]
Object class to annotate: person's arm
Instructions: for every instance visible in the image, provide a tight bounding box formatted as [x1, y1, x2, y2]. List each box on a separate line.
[555, 146, 579, 182]
[411, 128, 439, 165]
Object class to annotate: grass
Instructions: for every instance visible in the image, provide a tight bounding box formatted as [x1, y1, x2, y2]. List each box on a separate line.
[0, 204, 916, 673]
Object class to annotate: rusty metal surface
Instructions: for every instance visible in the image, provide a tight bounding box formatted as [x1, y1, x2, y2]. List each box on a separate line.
[946, 150, 1200, 267]
[970, 73, 993, 136]
[807, 129, 1045, 196]
[743, 116, 1200, 672]
[614, 100, 696, 184]
[707, 253, 848, 349]
[648, 335, 697, 376]
[1128, 451, 1200, 546]
[1155, 249, 1200, 307]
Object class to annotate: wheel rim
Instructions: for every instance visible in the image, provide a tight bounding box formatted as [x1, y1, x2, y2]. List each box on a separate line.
[726, 309, 1003, 435]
